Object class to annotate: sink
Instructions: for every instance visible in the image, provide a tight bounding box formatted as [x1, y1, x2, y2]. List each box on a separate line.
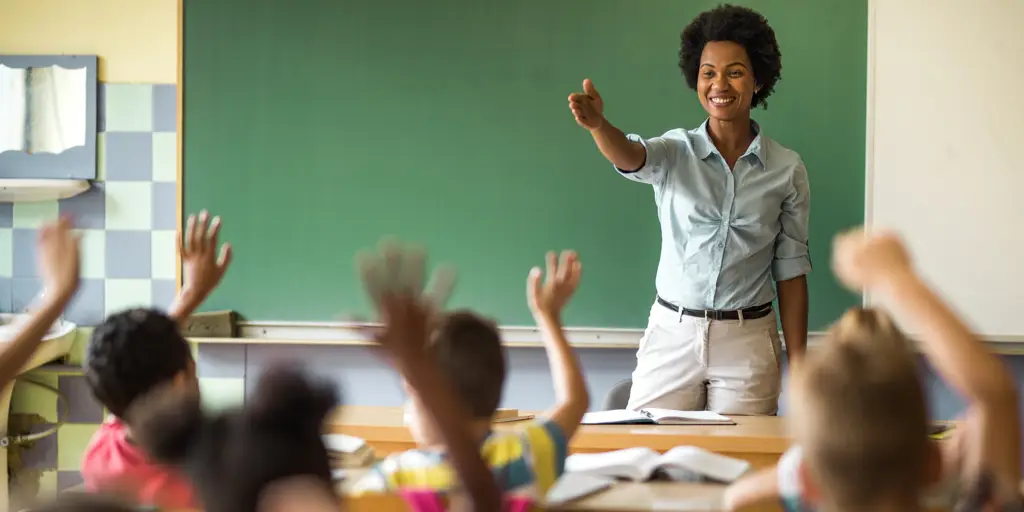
[0, 314, 78, 371]
[0, 314, 77, 507]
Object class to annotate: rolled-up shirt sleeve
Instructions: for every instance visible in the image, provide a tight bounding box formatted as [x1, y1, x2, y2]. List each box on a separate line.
[614, 134, 672, 186]
[772, 159, 812, 281]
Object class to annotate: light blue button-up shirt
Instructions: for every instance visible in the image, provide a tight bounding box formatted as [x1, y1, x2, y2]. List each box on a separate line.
[618, 120, 811, 311]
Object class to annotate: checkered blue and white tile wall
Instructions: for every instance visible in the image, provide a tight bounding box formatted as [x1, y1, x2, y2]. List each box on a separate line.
[0, 83, 178, 326]
[3, 82, 180, 494]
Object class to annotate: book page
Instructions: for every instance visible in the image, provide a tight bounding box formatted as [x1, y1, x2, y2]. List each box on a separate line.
[659, 446, 751, 483]
[545, 473, 616, 506]
[644, 408, 732, 423]
[565, 447, 659, 480]
[322, 433, 366, 454]
[580, 409, 649, 425]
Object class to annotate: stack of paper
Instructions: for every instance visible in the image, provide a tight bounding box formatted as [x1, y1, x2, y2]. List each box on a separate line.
[322, 433, 375, 468]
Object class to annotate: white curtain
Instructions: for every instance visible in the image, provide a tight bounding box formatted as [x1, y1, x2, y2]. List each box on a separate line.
[0, 64, 86, 154]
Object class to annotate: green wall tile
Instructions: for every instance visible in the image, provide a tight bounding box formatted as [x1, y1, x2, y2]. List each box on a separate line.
[57, 424, 101, 471]
[11, 374, 59, 423]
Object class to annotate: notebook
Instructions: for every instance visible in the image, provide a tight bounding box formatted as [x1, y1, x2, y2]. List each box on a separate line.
[565, 446, 751, 483]
[580, 408, 734, 426]
[322, 433, 376, 468]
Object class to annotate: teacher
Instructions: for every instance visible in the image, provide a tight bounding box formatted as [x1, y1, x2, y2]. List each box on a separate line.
[569, 5, 810, 415]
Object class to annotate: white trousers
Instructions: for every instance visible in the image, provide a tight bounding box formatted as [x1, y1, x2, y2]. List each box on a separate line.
[626, 301, 783, 415]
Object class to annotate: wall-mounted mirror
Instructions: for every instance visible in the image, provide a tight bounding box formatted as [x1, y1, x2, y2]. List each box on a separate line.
[0, 55, 97, 180]
[0, 65, 87, 154]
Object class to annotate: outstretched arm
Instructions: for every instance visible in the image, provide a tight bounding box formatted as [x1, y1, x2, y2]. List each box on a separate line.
[356, 242, 501, 512]
[0, 218, 80, 388]
[568, 79, 647, 172]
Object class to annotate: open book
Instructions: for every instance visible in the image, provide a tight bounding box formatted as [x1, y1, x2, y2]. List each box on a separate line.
[581, 408, 735, 426]
[322, 433, 375, 468]
[544, 473, 616, 506]
[565, 446, 751, 483]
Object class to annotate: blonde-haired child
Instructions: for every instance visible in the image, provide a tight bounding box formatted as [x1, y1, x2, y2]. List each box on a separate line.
[725, 229, 1021, 512]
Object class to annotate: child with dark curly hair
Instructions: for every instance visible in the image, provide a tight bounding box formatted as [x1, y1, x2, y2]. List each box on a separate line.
[568, 4, 811, 415]
[79, 211, 234, 509]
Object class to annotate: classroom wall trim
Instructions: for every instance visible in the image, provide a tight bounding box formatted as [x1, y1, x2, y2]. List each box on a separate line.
[187, 322, 1024, 354]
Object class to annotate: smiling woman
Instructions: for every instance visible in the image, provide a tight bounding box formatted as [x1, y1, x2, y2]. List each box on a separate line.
[567, 4, 811, 415]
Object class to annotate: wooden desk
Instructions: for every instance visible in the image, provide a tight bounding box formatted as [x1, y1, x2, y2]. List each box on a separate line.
[338, 468, 776, 511]
[328, 406, 791, 469]
[554, 482, 777, 511]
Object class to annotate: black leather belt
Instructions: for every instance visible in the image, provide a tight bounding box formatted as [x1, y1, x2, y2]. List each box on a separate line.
[656, 296, 773, 321]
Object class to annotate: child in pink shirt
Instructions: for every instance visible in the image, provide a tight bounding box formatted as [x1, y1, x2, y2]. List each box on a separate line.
[81, 414, 195, 508]
[80, 212, 232, 508]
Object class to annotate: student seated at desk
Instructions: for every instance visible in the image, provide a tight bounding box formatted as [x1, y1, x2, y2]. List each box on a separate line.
[33, 293, 504, 512]
[724, 229, 1022, 512]
[351, 243, 590, 497]
[78, 212, 232, 509]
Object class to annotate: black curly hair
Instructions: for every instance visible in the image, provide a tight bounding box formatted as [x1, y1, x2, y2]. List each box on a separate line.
[679, 4, 783, 109]
[85, 308, 194, 418]
[130, 362, 339, 512]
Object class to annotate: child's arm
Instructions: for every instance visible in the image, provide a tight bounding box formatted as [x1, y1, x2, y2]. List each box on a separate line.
[722, 467, 779, 511]
[399, 351, 501, 511]
[833, 229, 1020, 496]
[357, 243, 501, 512]
[528, 251, 589, 439]
[167, 211, 233, 326]
[0, 218, 80, 388]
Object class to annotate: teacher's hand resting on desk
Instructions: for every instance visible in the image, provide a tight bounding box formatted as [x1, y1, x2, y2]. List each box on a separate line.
[569, 4, 811, 415]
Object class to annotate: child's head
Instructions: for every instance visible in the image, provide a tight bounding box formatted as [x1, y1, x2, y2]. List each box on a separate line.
[403, 310, 506, 445]
[129, 362, 339, 512]
[789, 308, 937, 511]
[85, 309, 197, 419]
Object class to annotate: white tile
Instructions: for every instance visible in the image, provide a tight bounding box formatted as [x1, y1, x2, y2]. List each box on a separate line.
[199, 378, 246, 412]
[152, 132, 177, 182]
[0, 229, 12, 277]
[76, 229, 106, 279]
[104, 279, 152, 316]
[104, 182, 153, 230]
[151, 230, 177, 280]
[104, 84, 153, 132]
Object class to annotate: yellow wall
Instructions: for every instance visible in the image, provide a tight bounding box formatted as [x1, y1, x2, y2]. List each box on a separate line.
[0, 0, 177, 82]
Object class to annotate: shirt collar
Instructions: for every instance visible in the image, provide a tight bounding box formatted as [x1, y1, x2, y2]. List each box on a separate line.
[695, 119, 766, 167]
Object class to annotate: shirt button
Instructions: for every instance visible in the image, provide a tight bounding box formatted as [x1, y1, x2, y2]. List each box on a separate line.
[717, 242, 724, 249]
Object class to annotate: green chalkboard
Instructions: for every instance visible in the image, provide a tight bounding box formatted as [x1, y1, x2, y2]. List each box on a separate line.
[183, 0, 865, 329]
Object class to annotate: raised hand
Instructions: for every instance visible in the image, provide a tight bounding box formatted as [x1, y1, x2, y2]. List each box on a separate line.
[527, 250, 582, 318]
[832, 228, 913, 291]
[37, 216, 80, 300]
[568, 79, 605, 130]
[180, 211, 233, 301]
[355, 239, 457, 361]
